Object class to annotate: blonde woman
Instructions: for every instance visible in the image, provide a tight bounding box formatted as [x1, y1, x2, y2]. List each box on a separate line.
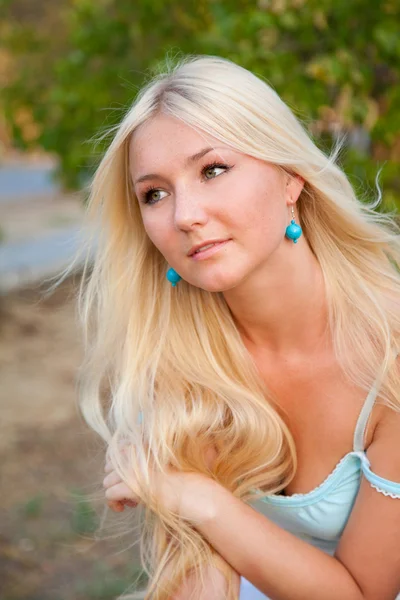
[77, 56, 400, 599]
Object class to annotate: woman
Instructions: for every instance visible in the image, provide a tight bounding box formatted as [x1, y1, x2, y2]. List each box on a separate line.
[77, 56, 400, 599]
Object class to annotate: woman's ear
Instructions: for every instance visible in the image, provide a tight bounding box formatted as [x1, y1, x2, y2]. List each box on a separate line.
[285, 173, 305, 205]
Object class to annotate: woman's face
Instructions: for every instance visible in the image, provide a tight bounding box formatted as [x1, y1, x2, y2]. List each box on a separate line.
[129, 113, 304, 292]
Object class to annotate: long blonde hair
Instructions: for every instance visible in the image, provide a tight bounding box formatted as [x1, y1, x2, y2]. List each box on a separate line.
[75, 55, 400, 598]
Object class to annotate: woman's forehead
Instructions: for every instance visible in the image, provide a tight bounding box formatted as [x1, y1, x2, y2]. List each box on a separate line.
[130, 114, 218, 154]
[128, 114, 234, 176]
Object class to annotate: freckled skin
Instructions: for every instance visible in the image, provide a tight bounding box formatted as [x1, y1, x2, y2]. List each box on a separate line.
[129, 113, 304, 293]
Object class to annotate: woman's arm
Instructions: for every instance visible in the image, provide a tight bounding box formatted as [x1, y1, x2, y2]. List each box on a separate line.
[184, 479, 364, 600]
[104, 423, 400, 599]
[103, 457, 363, 599]
[180, 413, 400, 600]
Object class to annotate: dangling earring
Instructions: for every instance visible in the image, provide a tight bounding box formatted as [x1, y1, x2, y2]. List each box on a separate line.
[166, 267, 182, 286]
[285, 204, 302, 244]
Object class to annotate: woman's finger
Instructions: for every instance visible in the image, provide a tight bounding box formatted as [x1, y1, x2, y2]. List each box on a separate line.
[123, 499, 139, 507]
[103, 470, 122, 489]
[105, 443, 133, 472]
[105, 481, 139, 504]
[107, 499, 138, 512]
[107, 500, 125, 512]
[104, 460, 114, 473]
[105, 441, 131, 462]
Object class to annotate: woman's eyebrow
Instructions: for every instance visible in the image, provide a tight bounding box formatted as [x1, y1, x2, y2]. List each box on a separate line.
[134, 146, 227, 185]
[186, 146, 214, 165]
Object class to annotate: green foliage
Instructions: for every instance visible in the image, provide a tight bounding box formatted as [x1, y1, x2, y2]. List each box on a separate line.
[1, 0, 400, 206]
[75, 563, 148, 599]
[21, 494, 44, 518]
[70, 488, 99, 535]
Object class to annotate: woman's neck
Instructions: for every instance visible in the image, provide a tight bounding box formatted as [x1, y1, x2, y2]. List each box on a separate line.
[223, 242, 330, 361]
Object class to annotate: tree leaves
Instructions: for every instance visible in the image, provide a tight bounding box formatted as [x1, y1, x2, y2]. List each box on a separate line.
[1, 0, 399, 205]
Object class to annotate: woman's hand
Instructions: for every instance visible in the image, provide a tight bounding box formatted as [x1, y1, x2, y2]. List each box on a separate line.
[103, 459, 140, 512]
[103, 457, 202, 518]
[103, 454, 219, 523]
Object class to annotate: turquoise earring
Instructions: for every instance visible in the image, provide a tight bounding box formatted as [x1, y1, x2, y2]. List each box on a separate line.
[285, 205, 302, 244]
[166, 267, 182, 286]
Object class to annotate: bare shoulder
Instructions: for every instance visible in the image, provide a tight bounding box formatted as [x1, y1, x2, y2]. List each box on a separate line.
[334, 372, 400, 599]
[364, 346, 400, 447]
[372, 348, 400, 437]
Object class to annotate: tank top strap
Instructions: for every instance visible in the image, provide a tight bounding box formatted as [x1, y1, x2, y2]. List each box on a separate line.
[353, 381, 381, 452]
[353, 350, 399, 453]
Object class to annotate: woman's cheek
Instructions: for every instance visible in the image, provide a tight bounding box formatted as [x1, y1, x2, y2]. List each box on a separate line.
[142, 217, 166, 250]
[148, 231, 176, 264]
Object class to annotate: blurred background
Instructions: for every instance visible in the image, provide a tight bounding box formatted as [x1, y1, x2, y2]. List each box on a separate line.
[0, 0, 399, 598]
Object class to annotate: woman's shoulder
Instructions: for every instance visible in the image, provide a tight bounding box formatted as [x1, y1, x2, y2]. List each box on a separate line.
[371, 350, 400, 438]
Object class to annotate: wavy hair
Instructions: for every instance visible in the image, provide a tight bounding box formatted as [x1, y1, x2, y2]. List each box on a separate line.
[75, 55, 400, 598]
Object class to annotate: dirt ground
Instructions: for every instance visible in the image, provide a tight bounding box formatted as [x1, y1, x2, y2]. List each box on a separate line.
[0, 276, 145, 600]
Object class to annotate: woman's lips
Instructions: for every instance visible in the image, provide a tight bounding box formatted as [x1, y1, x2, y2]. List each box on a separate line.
[190, 239, 231, 261]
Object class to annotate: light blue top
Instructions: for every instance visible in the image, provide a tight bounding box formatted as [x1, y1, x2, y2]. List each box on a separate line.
[240, 371, 400, 599]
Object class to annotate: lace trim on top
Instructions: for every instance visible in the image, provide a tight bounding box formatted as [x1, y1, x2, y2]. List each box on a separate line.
[369, 484, 400, 499]
[259, 451, 361, 507]
[284, 452, 355, 499]
[357, 450, 400, 498]
[258, 450, 400, 506]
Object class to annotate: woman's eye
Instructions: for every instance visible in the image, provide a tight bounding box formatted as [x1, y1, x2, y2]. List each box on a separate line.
[202, 163, 231, 180]
[141, 162, 232, 204]
[143, 188, 168, 205]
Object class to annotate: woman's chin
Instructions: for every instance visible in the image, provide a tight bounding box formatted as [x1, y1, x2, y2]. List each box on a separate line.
[189, 272, 244, 293]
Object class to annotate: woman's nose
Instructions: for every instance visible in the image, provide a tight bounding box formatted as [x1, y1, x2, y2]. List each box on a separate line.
[173, 194, 209, 231]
